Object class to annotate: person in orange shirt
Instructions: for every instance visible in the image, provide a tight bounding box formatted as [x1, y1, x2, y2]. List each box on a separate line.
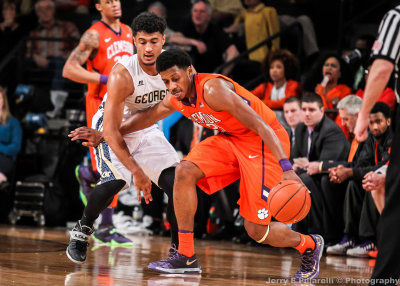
[121, 48, 324, 279]
[251, 49, 302, 111]
[314, 54, 352, 110]
[62, 0, 134, 246]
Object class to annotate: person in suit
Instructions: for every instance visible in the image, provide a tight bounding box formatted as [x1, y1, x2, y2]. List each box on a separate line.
[291, 92, 350, 245]
[283, 96, 303, 151]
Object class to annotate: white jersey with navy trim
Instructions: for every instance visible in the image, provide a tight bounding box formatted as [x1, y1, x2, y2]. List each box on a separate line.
[91, 53, 179, 188]
[98, 53, 168, 121]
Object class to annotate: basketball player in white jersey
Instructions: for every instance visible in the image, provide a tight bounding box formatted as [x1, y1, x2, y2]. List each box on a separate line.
[66, 12, 180, 264]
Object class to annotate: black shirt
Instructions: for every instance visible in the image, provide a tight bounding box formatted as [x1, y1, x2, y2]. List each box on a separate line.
[182, 21, 233, 73]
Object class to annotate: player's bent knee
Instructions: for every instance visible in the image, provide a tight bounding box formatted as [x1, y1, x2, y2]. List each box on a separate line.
[175, 161, 204, 184]
[244, 220, 270, 243]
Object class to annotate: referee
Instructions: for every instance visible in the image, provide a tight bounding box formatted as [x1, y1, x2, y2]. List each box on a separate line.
[354, 5, 400, 286]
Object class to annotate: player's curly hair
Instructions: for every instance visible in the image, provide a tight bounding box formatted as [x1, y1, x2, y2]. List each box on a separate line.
[156, 48, 192, 73]
[131, 12, 166, 36]
[262, 49, 299, 83]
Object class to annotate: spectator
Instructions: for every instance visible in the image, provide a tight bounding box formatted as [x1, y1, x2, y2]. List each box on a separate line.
[26, 0, 80, 117]
[363, 166, 386, 214]
[269, 0, 319, 64]
[54, 0, 91, 13]
[0, 86, 22, 189]
[291, 92, 349, 245]
[314, 54, 353, 110]
[147, 1, 207, 55]
[251, 49, 301, 111]
[327, 102, 392, 257]
[224, 0, 279, 63]
[342, 34, 375, 91]
[356, 64, 396, 111]
[209, 0, 243, 28]
[283, 96, 303, 150]
[182, 0, 239, 75]
[0, 0, 23, 58]
[0, 0, 24, 96]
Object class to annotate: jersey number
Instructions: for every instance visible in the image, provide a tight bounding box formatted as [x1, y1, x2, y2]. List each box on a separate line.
[114, 55, 130, 63]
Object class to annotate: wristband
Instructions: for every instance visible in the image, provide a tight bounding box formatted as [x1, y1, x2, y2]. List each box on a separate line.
[100, 74, 108, 85]
[279, 158, 293, 172]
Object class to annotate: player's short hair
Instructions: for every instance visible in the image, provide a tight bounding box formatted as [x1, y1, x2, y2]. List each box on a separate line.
[371, 102, 391, 119]
[131, 12, 166, 36]
[301, 92, 324, 108]
[336, 95, 362, 115]
[156, 48, 192, 73]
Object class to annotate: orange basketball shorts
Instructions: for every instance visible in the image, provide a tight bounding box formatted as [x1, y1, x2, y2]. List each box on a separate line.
[184, 122, 290, 225]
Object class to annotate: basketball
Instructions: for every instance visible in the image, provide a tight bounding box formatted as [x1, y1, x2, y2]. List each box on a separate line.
[269, 180, 311, 224]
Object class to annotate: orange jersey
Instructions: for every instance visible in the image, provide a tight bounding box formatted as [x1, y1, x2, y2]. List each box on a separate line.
[315, 83, 352, 109]
[87, 21, 133, 100]
[170, 73, 277, 137]
[170, 73, 290, 225]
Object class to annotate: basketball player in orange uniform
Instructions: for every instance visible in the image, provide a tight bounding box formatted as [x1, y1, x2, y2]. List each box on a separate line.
[62, 0, 133, 246]
[121, 49, 324, 279]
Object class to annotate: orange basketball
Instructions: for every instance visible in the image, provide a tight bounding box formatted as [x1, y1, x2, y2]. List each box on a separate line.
[268, 180, 311, 224]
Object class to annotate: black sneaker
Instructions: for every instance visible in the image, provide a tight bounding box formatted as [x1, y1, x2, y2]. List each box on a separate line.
[66, 221, 94, 264]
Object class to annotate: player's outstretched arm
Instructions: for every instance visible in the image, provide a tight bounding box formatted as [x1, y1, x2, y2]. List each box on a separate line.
[120, 93, 176, 134]
[203, 78, 300, 182]
[62, 29, 102, 84]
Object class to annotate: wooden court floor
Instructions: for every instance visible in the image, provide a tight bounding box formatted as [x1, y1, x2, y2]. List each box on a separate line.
[0, 225, 375, 285]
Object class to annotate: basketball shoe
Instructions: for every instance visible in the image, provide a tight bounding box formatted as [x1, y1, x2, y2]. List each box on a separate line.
[326, 235, 356, 255]
[346, 241, 375, 258]
[66, 221, 94, 263]
[148, 251, 202, 274]
[148, 243, 178, 270]
[293, 234, 324, 281]
[92, 225, 133, 247]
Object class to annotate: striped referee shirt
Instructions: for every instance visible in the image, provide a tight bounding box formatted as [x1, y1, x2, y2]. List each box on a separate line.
[372, 5, 400, 100]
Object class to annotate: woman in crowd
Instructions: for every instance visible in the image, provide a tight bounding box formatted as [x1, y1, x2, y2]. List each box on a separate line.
[314, 54, 352, 110]
[251, 49, 302, 110]
[0, 86, 22, 189]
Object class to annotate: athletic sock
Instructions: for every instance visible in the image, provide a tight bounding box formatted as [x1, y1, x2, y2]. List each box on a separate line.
[294, 233, 316, 254]
[100, 207, 114, 226]
[80, 214, 93, 227]
[178, 230, 195, 257]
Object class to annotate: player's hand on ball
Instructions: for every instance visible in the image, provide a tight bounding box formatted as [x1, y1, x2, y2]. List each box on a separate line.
[282, 170, 302, 183]
[132, 169, 152, 204]
[68, 126, 104, 147]
[282, 170, 302, 184]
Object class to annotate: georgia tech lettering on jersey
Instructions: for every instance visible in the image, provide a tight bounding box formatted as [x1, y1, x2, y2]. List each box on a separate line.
[107, 40, 134, 59]
[134, 89, 168, 104]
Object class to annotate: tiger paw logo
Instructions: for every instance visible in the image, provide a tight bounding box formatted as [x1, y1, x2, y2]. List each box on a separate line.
[257, 208, 269, 220]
